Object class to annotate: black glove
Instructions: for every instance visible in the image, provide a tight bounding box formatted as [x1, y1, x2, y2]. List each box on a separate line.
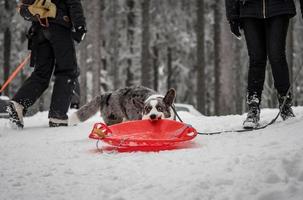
[72, 25, 87, 43]
[229, 19, 241, 39]
[19, 4, 36, 21]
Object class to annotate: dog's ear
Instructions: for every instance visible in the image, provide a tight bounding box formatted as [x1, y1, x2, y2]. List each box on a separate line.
[132, 98, 144, 108]
[163, 88, 176, 107]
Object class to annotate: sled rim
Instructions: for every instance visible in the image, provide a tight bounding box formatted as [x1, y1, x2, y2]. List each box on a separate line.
[89, 120, 198, 147]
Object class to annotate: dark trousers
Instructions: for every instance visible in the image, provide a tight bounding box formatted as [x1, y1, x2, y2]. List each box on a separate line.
[13, 24, 79, 120]
[242, 15, 290, 98]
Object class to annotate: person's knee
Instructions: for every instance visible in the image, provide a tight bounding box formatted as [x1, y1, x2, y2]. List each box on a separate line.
[53, 73, 78, 95]
[54, 75, 76, 86]
[55, 66, 79, 79]
[30, 71, 51, 90]
[249, 55, 267, 68]
[268, 51, 287, 65]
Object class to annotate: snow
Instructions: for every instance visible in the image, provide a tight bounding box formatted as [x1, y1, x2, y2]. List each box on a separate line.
[1, 107, 303, 200]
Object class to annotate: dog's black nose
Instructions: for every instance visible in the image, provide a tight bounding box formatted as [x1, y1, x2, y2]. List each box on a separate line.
[150, 114, 157, 120]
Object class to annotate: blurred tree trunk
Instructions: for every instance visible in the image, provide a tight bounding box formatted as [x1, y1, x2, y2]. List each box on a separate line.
[196, 0, 205, 114]
[2, 0, 15, 97]
[141, 0, 152, 88]
[167, 46, 172, 90]
[91, 0, 102, 96]
[110, 0, 120, 90]
[287, 19, 295, 104]
[125, 0, 136, 87]
[214, 1, 222, 115]
[218, 0, 236, 115]
[287, 20, 294, 84]
[152, 43, 159, 91]
[3, 27, 11, 96]
[79, 47, 87, 106]
[234, 41, 243, 114]
[79, 0, 88, 105]
[266, 66, 277, 108]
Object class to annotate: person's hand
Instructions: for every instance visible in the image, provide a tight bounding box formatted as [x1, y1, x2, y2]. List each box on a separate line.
[18, 4, 35, 21]
[72, 25, 87, 43]
[229, 19, 241, 40]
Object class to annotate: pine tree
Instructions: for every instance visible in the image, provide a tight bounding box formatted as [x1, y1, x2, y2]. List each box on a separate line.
[196, 0, 205, 114]
[125, 0, 136, 87]
[91, 0, 102, 96]
[141, 0, 152, 88]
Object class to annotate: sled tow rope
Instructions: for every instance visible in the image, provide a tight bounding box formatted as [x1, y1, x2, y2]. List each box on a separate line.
[0, 54, 31, 93]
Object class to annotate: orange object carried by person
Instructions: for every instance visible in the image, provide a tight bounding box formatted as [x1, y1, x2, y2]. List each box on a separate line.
[0, 54, 31, 94]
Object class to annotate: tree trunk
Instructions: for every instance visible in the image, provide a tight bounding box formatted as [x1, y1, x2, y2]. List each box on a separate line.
[287, 19, 295, 104]
[152, 44, 159, 91]
[3, 27, 11, 96]
[125, 0, 136, 87]
[234, 41, 243, 114]
[79, 47, 87, 106]
[141, 0, 152, 88]
[110, 0, 120, 90]
[78, 0, 88, 105]
[167, 46, 172, 90]
[196, 0, 205, 114]
[91, 0, 102, 97]
[126, 66, 134, 87]
[266, 66, 277, 108]
[218, 0, 236, 115]
[214, 1, 222, 115]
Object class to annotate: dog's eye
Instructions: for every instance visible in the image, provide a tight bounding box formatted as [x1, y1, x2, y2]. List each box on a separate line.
[145, 106, 152, 113]
[157, 106, 163, 112]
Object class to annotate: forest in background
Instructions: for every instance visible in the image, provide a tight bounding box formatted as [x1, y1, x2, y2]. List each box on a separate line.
[0, 0, 303, 116]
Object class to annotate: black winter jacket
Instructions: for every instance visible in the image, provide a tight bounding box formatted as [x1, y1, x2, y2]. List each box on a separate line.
[226, 0, 303, 21]
[20, 0, 86, 28]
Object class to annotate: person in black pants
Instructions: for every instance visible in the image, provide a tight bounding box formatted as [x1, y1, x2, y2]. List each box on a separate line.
[226, 0, 302, 129]
[7, 0, 87, 128]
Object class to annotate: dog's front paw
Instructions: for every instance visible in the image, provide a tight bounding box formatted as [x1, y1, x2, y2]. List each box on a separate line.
[68, 113, 80, 126]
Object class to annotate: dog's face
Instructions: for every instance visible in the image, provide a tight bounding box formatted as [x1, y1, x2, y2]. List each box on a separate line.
[142, 89, 176, 121]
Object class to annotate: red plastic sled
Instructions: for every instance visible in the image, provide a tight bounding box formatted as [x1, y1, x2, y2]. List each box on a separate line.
[89, 119, 198, 152]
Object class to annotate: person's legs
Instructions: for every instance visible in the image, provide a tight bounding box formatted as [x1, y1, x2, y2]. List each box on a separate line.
[266, 15, 295, 120]
[8, 28, 54, 128]
[46, 25, 79, 125]
[266, 15, 290, 95]
[12, 31, 54, 109]
[242, 18, 267, 128]
[242, 18, 267, 99]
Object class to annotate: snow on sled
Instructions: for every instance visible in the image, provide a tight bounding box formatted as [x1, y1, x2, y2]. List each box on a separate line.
[89, 119, 198, 152]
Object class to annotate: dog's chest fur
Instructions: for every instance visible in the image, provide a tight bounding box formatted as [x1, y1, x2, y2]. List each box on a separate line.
[100, 86, 156, 125]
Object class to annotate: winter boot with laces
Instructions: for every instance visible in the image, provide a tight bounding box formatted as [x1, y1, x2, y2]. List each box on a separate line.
[243, 93, 261, 129]
[6, 101, 24, 129]
[278, 93, 295, 121]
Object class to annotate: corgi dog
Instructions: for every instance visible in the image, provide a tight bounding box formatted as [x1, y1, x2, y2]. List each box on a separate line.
[69, 86, 176, 126]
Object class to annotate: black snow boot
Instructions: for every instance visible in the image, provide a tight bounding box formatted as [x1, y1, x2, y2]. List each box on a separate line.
[278, 94, 295, 121]
[49, 118, 68, 127]
[6, 101, 24, 129]
[243, 93, 261, 129]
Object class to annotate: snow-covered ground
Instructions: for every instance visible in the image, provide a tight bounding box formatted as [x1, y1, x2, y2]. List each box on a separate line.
[1, 107, 303, 200]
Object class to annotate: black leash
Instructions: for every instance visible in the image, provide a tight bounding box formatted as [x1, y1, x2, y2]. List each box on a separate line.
[171, 64, 303, 135]
[172, 98, 281, 135]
